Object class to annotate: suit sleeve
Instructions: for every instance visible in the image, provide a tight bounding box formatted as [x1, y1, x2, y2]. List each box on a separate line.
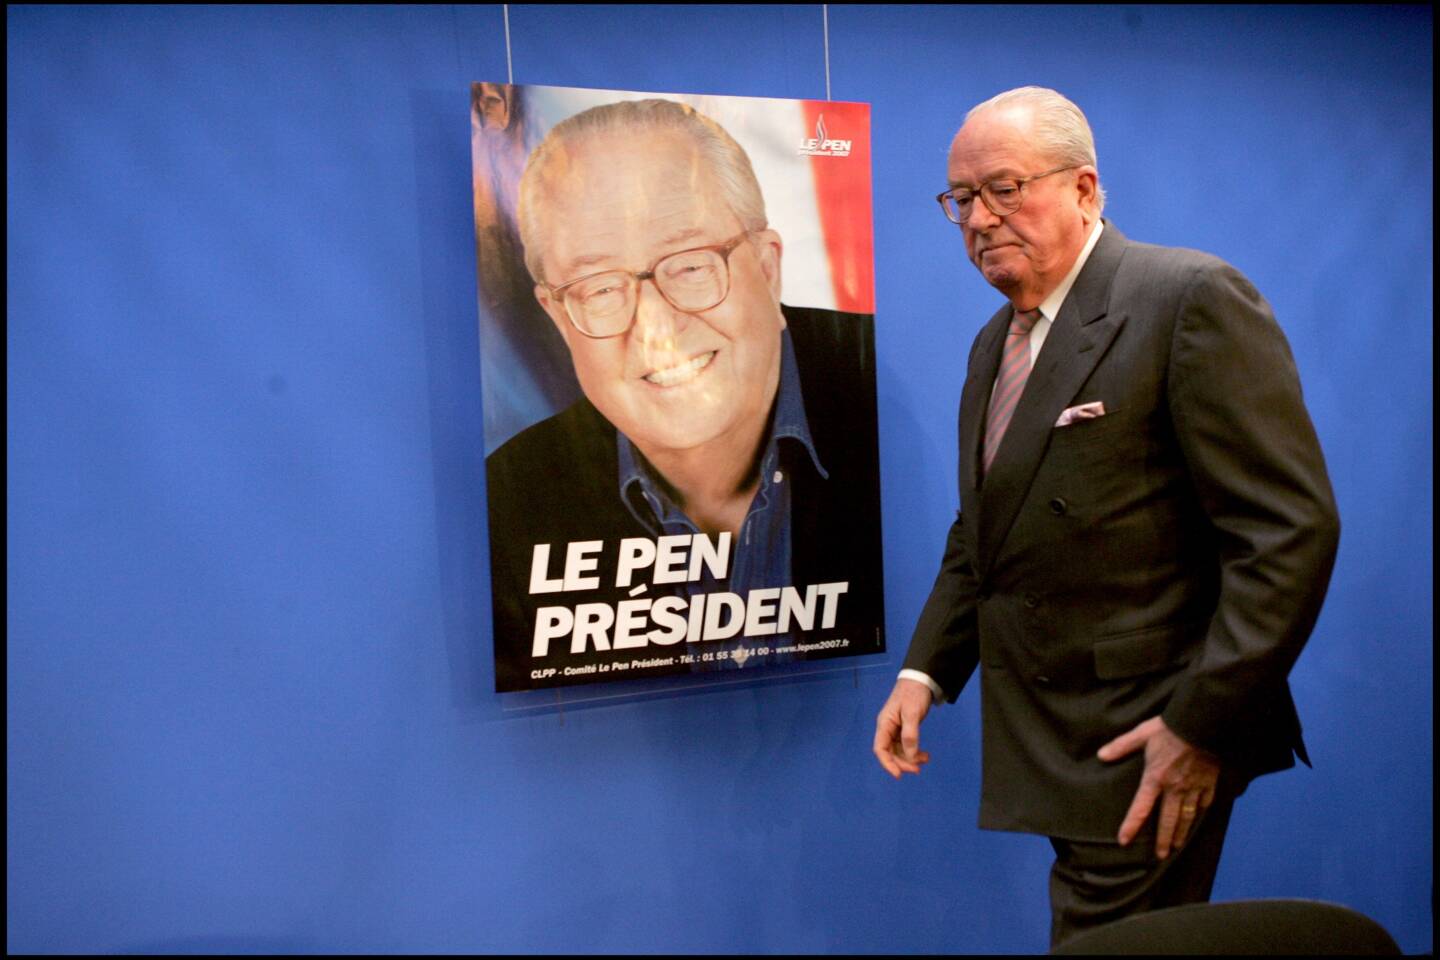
[1160, 261, 1340, 752]
[902, 514, 982, 703]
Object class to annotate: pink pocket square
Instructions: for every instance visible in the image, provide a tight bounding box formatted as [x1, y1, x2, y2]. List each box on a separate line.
[1055, 401, 1106, 428]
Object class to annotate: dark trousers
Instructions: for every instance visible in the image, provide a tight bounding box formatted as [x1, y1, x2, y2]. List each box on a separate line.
[1047, 794, 1236, 949]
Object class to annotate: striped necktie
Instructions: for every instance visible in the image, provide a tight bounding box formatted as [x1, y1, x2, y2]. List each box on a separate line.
[982, 308, 1042, 475]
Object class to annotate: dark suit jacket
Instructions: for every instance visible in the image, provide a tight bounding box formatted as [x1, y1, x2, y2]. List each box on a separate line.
[903, 222, 1339, 841]
[487, 304, 885, 693]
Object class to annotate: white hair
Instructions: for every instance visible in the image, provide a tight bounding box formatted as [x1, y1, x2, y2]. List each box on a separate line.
[966, 86, 1106, 213]
[517, 98, 768, 284]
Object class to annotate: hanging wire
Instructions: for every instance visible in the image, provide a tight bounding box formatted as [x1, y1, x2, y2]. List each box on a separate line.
[822, 4, 831, 100]
[504, 4, 514, 83]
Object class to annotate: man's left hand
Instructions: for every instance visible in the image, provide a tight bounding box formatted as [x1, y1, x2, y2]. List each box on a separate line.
[1098, 716, 1220, 859]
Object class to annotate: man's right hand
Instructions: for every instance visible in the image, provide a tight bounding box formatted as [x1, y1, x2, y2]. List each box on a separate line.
[873, 678, 934, 778]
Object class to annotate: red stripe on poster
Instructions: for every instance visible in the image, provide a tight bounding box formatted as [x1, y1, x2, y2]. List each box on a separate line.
[800, 100, 874, 315]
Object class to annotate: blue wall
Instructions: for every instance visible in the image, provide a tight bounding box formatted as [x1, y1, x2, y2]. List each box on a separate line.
[7, 4, 1432, 953]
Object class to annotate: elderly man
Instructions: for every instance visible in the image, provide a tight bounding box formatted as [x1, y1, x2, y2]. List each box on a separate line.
[486, 98, 883, 692]
[873, 87, 1339, 947]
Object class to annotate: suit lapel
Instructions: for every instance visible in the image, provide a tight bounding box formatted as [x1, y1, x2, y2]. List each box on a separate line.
[976, 223, 1129, 574]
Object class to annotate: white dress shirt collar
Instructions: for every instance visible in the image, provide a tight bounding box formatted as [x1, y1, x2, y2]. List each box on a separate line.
[1036, 219, 1104, 324]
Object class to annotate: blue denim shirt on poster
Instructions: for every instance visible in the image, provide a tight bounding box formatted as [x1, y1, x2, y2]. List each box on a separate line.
[616, 328, 827, 669]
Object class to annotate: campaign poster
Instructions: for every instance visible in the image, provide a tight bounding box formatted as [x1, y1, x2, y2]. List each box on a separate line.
[471, 82, 883, 692]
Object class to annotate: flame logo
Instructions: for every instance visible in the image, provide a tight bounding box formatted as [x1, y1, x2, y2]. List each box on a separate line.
[815, 114, 828, 144]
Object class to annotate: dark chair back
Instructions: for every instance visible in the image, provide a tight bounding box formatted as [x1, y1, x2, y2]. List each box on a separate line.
[1050, 898, 1401, 955]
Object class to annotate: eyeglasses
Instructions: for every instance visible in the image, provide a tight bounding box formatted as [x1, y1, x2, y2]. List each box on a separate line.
[935, 165, 1078, 225]
[543, 232, 753, 339]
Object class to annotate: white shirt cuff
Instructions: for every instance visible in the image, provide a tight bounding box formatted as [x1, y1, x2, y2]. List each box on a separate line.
[897, 668, 945, 703]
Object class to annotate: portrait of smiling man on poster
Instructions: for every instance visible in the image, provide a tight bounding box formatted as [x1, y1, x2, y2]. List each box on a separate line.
[473, 87, 884, 693]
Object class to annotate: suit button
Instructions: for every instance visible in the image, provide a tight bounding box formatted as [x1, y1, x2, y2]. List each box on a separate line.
[1024, 593, 1039, 608]
[1049, 497, 1068, 516]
